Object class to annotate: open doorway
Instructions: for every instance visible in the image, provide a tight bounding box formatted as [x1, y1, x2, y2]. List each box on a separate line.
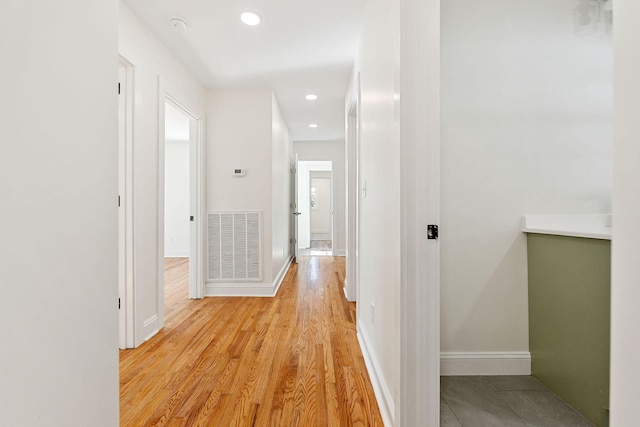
[297, 160, 333, 256]
[158, 89, 205, 321]
[163, 102, 192, 302]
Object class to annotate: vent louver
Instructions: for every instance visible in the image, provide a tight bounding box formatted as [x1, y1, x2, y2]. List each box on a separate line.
[207, 212, 262, 281]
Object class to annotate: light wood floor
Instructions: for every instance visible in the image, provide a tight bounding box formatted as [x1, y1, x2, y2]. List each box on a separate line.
[120, 257, 383, 426]
[310, 240, 332, 250]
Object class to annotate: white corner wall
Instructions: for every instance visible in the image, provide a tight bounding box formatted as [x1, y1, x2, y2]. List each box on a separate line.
[353, 0, 401, 423]
[293, 141, 346, 255]
[611, 0, 640, 423]
[441, 0, 612, 367]
[119, 3, 207, 344]
[0, 0, 119, 424]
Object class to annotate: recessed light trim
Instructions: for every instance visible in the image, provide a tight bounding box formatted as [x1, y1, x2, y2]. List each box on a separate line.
[308, 123, 319, 128]
[305, 94, 318, 101]
[240, 12, 261, 26]
[169, 17, 189, 30]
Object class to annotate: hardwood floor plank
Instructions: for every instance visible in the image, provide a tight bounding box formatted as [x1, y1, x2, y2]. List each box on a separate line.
[120, 256, 383, 426]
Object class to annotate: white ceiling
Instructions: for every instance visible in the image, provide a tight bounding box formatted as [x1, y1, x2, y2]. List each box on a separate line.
[123, 0, 367, 142]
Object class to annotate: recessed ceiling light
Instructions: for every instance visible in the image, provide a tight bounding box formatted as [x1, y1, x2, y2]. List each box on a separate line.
[305, 94, 318, 101]
[308, 123, 318, 128]
[169, 17, 189, 30]
[240, 12, 261, 26]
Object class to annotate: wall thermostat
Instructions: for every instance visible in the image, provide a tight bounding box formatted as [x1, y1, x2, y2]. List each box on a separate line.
[233, 169, 246, 177]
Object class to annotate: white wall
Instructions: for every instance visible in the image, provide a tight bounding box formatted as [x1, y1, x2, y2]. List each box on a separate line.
[611, 0, 640, 423]
[441, 0, 612, 360]
[164, 139, 190, 257]
[206, 89, 273, 286]
[353, 0, 402, 423]
[271, 94, 293, 281]
[294, 141, 346, 255]
[119, 3, 207, 344]
[0, 0, 119, 424]
[206, 89, 292, 295]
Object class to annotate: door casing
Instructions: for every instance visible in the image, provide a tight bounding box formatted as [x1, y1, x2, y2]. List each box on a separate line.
[118, 56, 135, 349]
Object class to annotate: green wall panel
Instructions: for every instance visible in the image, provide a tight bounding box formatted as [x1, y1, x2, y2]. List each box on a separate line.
[527, 233, 610, 426]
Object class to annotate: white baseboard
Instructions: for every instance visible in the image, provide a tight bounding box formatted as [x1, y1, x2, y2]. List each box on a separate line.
[333, 249, 346, 256]
[357, 321, 395, 427]
[164, 253, 189, 258]
[143, 315, 160, 342]
[204, 283, 275, 297]
[204, 256, 293, 298]
[440, 352, 531, 376]
[271, 255, 293, 296]
[311, 234, 331, 240]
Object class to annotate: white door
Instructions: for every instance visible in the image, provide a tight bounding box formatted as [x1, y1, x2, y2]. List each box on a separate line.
[310, 177, 332, 241]
[188, 116, 201, 298]
[292, 156, 301, 262]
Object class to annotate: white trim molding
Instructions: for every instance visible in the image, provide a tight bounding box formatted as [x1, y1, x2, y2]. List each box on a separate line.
[204, 256, 293, 297]
[357, 321, 395, 427]
[399, 0, 441, 424]
[440, 352, 531, 376]
[271, 255, 293, 296]
[164, 252, 189, 258]
[333, 249, 346, 257]
[143, 315, 160, 342]
[204, 283, 278, 297]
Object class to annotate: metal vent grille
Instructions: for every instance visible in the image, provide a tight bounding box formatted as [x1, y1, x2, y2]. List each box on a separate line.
[207, 211, 261, 281]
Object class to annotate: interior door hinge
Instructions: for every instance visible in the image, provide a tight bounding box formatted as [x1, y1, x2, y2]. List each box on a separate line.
[119, 298, 121, 309]
[118, 82, 121, 95]
[118, 195, 121, 207]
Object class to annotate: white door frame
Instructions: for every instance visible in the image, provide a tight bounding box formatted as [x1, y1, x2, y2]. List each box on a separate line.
[297, 161, 333, 252]
[118, 56, 135, 349]
[399, 0, 441, 424]
[346, 75, 360, 303]
[157, 79, 206, 329]
[293, 155, 300, 262]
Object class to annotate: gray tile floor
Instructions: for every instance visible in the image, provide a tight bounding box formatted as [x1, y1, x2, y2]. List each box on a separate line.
[441, 376, 594, 426]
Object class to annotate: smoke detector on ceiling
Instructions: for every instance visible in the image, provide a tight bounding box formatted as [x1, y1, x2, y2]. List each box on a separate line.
[169, 17, 189, 30]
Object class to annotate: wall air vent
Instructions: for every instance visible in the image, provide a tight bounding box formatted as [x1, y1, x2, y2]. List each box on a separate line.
[207, 211, 262, 281]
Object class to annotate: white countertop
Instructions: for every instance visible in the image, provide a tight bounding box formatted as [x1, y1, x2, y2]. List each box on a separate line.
[522, 214, 612, 240]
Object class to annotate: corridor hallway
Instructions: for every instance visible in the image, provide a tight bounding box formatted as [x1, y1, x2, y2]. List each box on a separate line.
[120, 257, 383, 426]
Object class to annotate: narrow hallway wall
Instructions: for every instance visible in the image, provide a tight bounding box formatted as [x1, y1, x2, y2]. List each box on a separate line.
[0, 0, 119, 424]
